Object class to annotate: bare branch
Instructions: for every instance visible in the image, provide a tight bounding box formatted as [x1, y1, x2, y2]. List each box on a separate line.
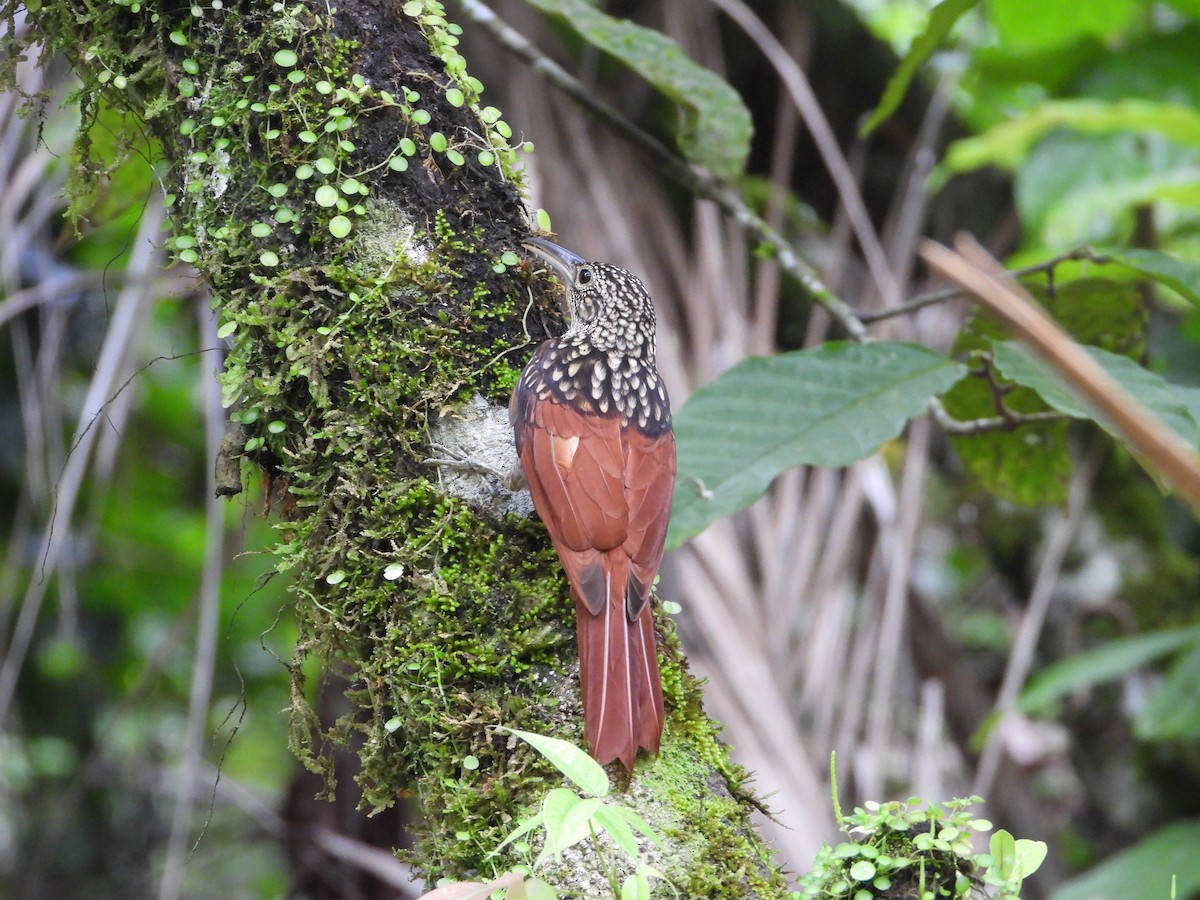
[862, 246, 1114, 324]
[929, 396, 1070, 436]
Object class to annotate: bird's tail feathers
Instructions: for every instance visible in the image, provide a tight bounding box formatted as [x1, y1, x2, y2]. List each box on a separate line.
[575, 561, 664, 770]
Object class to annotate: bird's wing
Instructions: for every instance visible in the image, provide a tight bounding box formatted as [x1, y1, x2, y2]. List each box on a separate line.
[622, 427, 675, 620]
[513, 395, 631, 614]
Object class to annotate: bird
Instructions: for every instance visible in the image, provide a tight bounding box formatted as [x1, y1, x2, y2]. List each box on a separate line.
[509, 237, 675, 770]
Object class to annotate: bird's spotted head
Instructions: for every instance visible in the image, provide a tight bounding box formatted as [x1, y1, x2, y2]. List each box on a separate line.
[524, 237, 657, 357]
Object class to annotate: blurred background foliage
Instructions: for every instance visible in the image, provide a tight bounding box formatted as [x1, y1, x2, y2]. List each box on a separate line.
[3, 0, 1200, 897]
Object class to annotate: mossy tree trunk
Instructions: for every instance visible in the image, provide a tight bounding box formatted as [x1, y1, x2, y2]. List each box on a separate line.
[5, 1, 789, 894]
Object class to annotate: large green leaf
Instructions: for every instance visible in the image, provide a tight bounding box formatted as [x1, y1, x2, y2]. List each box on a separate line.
[1020, 625, 1200, 712]
[1106, 247, 1200, 307]
[861, 0, 981, 136]
[1051, 821, 1200, 900]
[1135, 642, 1200, 740]
[989, 0, 1137, 51]
[1015, 131, 1200, 247]
[1078, 29, 1200, 108]
[522, 0, 752, 180]
[944, 98, 1200, 174]
[668, 342, 965, 547]
[991, 340, 1200, 448]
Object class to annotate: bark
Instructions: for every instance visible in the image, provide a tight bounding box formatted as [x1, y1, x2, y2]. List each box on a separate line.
[4, 2, 789, 894]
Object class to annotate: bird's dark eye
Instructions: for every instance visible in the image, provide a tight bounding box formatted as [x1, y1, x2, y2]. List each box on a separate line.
[577, 267, 593, 285]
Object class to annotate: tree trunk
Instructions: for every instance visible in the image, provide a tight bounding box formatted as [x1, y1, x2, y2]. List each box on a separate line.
[6, 2, 789, 893]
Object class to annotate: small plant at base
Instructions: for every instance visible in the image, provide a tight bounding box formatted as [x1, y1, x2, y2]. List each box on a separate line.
[794, 756, 1046, 900]
[424, 729, 675, 899]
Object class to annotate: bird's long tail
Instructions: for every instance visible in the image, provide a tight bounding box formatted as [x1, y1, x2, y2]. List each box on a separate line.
[575, 561, 664, 770]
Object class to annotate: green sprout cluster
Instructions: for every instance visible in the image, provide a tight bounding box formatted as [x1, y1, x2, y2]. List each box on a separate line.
[402, 0, 533, 171]
[796, 796, 1046, 900]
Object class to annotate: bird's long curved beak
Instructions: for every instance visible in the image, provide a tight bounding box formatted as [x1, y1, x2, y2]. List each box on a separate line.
[523, 236, 585, 286]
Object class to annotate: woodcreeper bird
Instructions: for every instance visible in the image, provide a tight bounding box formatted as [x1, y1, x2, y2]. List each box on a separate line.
[510, 238, 675, 770]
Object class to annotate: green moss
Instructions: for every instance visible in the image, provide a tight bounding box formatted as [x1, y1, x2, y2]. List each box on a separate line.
[640, 746, 787, 896]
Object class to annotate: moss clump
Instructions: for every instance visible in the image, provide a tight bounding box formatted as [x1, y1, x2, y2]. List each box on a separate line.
[286, 474, 580, 871]
[637, 731, 788, 897]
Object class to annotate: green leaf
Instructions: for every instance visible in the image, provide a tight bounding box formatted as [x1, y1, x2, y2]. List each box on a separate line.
[1105, 247, 1200, 307]
[862, 0, 981, 136]
[273, 48, 298, 68]
[521, 0, 752, 179]
[1050, 821, 1200, 900]
[944, 99, 1200, 175]
[500, 728, 609, 797]
[1135, 642, 1200, 740]
[539, 789, 596, 857]
[1013, 839, 1048, 881]
[989, 0, 1137, 50]
[1015, 131, 1200, 247]
[990, 829, 1018, 881]
[328, 215, 352, 238]
[990, 340, 1200, 448]
[609, 805, 665, 850]
[556, 795, 601, 852]
[668, 342, 966, 547]
[314, 184, 339, 207]
[1019, 625, 1200, 712]
[592, 803, 639, 860]
[620, 873, 652, 900]
[849, 860, 877, 881]
[1174, 385, 1200, 433]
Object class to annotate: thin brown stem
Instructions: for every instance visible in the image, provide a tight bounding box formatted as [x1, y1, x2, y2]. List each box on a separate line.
[863, 246, 1111, 324]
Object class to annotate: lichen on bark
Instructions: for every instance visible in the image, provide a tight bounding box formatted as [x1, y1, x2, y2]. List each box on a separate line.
[3, 0, 791, 893]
